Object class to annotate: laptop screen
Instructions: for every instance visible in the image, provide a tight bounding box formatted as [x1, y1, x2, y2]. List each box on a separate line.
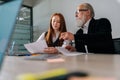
[0, 0, 22, 69]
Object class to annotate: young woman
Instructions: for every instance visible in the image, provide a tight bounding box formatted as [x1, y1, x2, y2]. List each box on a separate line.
[37, 13, 67, 53]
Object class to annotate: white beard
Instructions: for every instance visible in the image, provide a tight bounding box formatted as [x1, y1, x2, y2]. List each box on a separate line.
[76, 19, 84, 28]
[76, 15, 86, 28]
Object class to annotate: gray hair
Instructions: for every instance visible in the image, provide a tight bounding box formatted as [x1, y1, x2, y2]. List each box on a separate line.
[82, 3, 95, 17]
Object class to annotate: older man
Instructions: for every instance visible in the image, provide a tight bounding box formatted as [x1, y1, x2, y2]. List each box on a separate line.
[60, 3, 115, 53]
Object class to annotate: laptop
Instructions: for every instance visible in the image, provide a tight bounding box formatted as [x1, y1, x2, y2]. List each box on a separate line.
[0, 0, 23, 70]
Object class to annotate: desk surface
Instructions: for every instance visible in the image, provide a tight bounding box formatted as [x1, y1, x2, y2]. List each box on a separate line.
[0, 54, 120, 80]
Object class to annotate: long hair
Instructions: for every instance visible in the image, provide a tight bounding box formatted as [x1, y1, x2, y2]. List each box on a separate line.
[45, 13, 67, 46]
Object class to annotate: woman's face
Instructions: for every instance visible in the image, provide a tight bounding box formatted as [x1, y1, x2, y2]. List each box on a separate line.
[51, 15, 61, 31]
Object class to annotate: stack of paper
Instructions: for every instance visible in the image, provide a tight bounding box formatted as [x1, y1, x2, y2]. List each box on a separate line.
[56, 47, 85, 56]
[24, 40, 47, 53]
[24, 40, 84, 56]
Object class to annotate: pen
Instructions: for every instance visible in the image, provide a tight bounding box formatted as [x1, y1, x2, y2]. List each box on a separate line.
[16, 53, 31, 56]
[16, 53, 40, 56]
[85, 45, 88, 54]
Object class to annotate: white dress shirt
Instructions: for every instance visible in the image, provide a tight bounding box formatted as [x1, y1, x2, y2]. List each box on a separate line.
[36, 32, 70, 47]
[82, 18, 91, 34]
[36, 32, 60, 43]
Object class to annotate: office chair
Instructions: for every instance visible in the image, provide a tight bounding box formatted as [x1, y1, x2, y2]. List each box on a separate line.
[113, 38, 120, 54]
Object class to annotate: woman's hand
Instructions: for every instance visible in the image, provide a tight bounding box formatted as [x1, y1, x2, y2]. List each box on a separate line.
[43, 47, 58, 54]
[65, 45, 76, 52]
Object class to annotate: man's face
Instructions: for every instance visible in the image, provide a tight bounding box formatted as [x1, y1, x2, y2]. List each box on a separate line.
[75, 5, 88, 27]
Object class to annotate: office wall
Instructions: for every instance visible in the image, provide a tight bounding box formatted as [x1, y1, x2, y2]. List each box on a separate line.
[33, 0, 120, 41]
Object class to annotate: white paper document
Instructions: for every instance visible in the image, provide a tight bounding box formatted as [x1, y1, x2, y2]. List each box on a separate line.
[24, 40, 48, 53]
[56, 47, 85, 56]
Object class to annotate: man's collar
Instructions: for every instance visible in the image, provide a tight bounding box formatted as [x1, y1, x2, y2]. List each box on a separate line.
[84, 18, 91, 28]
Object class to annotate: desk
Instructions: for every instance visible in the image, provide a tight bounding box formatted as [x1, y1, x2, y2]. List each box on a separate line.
[0, 54, 120, 80]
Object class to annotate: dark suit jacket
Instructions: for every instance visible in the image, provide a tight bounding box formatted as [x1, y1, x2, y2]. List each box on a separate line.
[74, 18, 115, 54]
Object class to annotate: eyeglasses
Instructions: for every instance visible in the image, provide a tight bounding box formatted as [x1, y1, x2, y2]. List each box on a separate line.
[75, 9, 88, 17]
[76, 9, 88, 14]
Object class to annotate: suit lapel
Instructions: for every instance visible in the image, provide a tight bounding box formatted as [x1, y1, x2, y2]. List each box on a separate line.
[88, 18, 95, 33]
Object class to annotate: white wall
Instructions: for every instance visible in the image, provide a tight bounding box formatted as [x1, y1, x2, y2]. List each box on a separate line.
[33, 0, 120, 41]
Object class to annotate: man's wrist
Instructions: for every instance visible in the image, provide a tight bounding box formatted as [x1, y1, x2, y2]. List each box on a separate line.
[70, 40, 75, 47]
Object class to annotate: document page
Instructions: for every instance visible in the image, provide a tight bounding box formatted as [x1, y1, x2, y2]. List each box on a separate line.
[56, 47, 85, 56]
[24, 40, 48, 54]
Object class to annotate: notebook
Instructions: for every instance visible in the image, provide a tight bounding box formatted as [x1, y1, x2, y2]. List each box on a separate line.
[0, 0, 22, 70]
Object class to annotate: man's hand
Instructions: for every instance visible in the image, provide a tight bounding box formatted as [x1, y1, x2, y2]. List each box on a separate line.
[65, 45, 76, 52]
[60, 32, 74, 41]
